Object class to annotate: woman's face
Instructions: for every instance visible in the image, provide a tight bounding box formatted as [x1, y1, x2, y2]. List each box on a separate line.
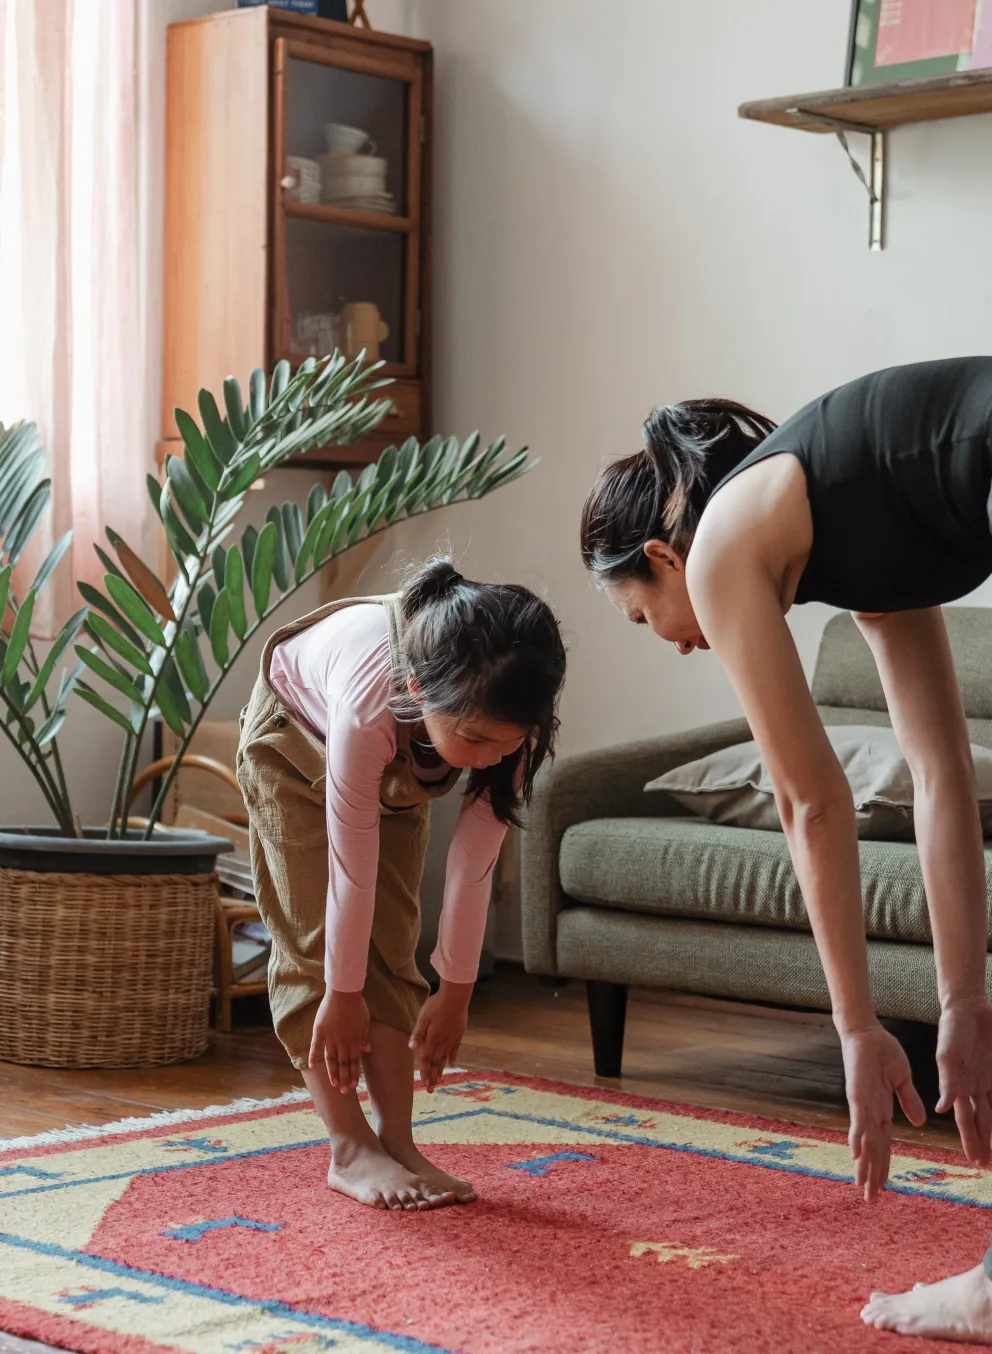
[605, 540, 709, 655]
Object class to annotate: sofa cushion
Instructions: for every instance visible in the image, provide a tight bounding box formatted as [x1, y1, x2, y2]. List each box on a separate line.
[558, 816, 992, 946]
[643, 725, 992, 840]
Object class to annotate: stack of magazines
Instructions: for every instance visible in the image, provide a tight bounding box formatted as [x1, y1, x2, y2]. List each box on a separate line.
[231, 918, 271, 984]
[172, 805, 271, 983]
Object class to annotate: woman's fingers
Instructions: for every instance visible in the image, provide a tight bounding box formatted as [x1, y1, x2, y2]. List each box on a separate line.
[863, 1130, 888, 1202]
[879, 1134, 892, 1198]
[850, 1117, 894, 1201]
[954, 1096, 984, 1164]
[973, 1095, 992, 1167]
[895, 1074, 927, 1128]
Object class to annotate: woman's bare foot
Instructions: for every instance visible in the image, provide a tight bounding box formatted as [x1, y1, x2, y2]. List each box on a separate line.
[379, 1134, 476, 1204]
[861, 1264, 992, 1343]
[327, 1138, 452, 1212]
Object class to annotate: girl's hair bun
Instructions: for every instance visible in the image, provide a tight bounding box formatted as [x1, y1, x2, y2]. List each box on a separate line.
[401, 556, 464, 617]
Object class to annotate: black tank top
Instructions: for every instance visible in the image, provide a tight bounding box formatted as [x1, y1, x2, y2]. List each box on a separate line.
[714, 357, 992, 612]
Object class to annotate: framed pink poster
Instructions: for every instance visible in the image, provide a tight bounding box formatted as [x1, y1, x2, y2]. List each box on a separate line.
[875, 0, 976, 66]
[847, 0, 992, 85]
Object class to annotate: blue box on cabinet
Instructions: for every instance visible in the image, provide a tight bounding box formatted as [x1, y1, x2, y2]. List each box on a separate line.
[237, 0, 319, 14]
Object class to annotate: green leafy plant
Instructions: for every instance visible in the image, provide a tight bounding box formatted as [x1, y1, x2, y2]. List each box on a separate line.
[0, 421, 86, 834]
[0, 353, 533, 839]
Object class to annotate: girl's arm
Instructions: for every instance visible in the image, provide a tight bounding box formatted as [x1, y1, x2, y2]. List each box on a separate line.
[854, 608, 992, 1165]
[432, 792, 506, 985]
[687, 530, 925, 1199]
[310, 702, 394, 1092]
[410, 793, 506, 1090]
[322, 705, 394, 991]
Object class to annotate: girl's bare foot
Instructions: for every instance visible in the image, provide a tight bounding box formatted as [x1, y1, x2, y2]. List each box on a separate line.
[327, 1138, 453, 1211]
[861, 1264, 992, 1343]
[379, 1134, 476, 1204]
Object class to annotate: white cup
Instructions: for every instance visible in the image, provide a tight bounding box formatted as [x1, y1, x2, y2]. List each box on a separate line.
[324, 123, 376, 155]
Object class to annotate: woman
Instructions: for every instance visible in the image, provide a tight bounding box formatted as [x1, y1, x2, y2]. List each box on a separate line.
[237, 558, 566, 1213]
[580, 356, 992, 1344]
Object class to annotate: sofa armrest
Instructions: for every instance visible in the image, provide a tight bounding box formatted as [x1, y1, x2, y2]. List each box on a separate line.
[519, 717, 751, 974]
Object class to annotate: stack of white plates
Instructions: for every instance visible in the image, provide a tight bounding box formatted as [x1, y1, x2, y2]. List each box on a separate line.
[319, 153, 397, 214]
[328, 192, 397, 213]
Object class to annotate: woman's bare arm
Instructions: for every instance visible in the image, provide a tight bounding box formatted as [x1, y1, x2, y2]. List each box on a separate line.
[687, 497, 925, 1198]
[854, 608, 992, 1165]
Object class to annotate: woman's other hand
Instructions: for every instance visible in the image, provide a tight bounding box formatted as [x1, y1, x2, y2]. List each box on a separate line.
[840, 1023, 926, 1201]
[936, 996, 992, 1167]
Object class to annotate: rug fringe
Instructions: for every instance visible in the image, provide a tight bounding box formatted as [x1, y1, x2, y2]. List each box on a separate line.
[0, 1087, 315, 1153]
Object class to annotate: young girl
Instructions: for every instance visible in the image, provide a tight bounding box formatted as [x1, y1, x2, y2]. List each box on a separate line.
[237, 558, 566, 1213]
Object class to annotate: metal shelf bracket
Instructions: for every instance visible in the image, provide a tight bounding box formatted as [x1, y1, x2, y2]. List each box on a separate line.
[786, 107, 886, 251]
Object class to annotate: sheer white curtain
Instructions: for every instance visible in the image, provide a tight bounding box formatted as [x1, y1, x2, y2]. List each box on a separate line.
[0, 0, 146, 636]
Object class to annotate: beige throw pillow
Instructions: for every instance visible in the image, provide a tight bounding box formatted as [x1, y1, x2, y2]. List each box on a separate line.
[644, 725, 992, 840]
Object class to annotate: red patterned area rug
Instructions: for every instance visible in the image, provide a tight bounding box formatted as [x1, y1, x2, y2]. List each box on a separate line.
[1, 1070, 990, 1354]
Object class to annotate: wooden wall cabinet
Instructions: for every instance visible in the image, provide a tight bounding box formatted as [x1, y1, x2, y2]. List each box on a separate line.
[161, 7, 433, 470]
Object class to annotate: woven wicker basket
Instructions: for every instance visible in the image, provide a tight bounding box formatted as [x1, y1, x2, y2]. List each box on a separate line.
[0, 866, 218, 1068]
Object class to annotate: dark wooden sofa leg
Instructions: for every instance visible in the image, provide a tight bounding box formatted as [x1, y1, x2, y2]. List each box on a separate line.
[586, 980, 628, 1078]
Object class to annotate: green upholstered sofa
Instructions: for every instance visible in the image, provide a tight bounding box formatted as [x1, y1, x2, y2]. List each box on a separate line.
[520, 608, 992, 1077]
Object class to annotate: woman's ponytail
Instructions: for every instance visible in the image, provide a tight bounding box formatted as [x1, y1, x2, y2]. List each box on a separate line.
[645, 398, 777, 540]
[580, 396, 776, 586]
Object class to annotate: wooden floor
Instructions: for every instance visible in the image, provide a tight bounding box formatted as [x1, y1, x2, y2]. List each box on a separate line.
[0, 962, 957, 1149]
[0, 965, 961, 1353]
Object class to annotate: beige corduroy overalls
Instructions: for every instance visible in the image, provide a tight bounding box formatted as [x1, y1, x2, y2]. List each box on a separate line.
[236, 594, 461, 1070]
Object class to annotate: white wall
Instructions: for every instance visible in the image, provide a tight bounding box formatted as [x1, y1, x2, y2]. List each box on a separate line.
[379, 0, 992, 757]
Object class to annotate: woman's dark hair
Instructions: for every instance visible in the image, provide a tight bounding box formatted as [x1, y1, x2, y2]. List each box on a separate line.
[580, 397, 777, 586]
[393, 557, 567, 826]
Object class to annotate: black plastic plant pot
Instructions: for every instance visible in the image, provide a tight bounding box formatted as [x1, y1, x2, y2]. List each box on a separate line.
[0, 826, 234, 875]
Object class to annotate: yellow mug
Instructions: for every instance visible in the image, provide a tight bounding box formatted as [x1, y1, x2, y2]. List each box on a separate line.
[342, 302, 390, 363]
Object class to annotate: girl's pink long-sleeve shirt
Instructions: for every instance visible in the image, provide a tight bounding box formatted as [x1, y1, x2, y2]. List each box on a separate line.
[268, 602, 506, 993]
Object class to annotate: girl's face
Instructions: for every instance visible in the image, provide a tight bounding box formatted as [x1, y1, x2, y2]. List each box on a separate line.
[605, 539, 709, 655]
[422, 711, 529, 770]
[407, 679, 528, 769]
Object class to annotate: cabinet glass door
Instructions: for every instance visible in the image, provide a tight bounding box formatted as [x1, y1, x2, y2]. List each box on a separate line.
[272, 39, 421, 377]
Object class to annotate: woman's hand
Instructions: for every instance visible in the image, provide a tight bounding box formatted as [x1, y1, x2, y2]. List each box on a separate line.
[936, 996, 992, 1166]
[840, 1023, 926, 1201]
[308, 990, 372, 1093]
[409, 980, 473, 1092]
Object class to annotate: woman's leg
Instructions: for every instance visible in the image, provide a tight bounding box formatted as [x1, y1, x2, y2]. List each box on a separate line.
[363, 1019, 476, 1204]
[861, 1246, 992, 1343]
[303, 1058, 449, 1211]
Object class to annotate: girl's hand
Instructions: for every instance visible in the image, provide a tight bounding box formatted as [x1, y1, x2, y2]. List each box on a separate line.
[936, 996, 992, 1167]
[840, 1024, 926, 1201]
[308, 990, 372, 1094]
[409, 980, 473, 1092]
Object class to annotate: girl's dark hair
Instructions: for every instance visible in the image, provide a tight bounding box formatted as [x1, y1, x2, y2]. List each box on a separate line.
[579, 397, 776, 585]
[393, 557, 567, 826]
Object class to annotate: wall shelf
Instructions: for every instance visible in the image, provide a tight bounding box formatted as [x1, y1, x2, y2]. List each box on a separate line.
[738, 69, 992, 250]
